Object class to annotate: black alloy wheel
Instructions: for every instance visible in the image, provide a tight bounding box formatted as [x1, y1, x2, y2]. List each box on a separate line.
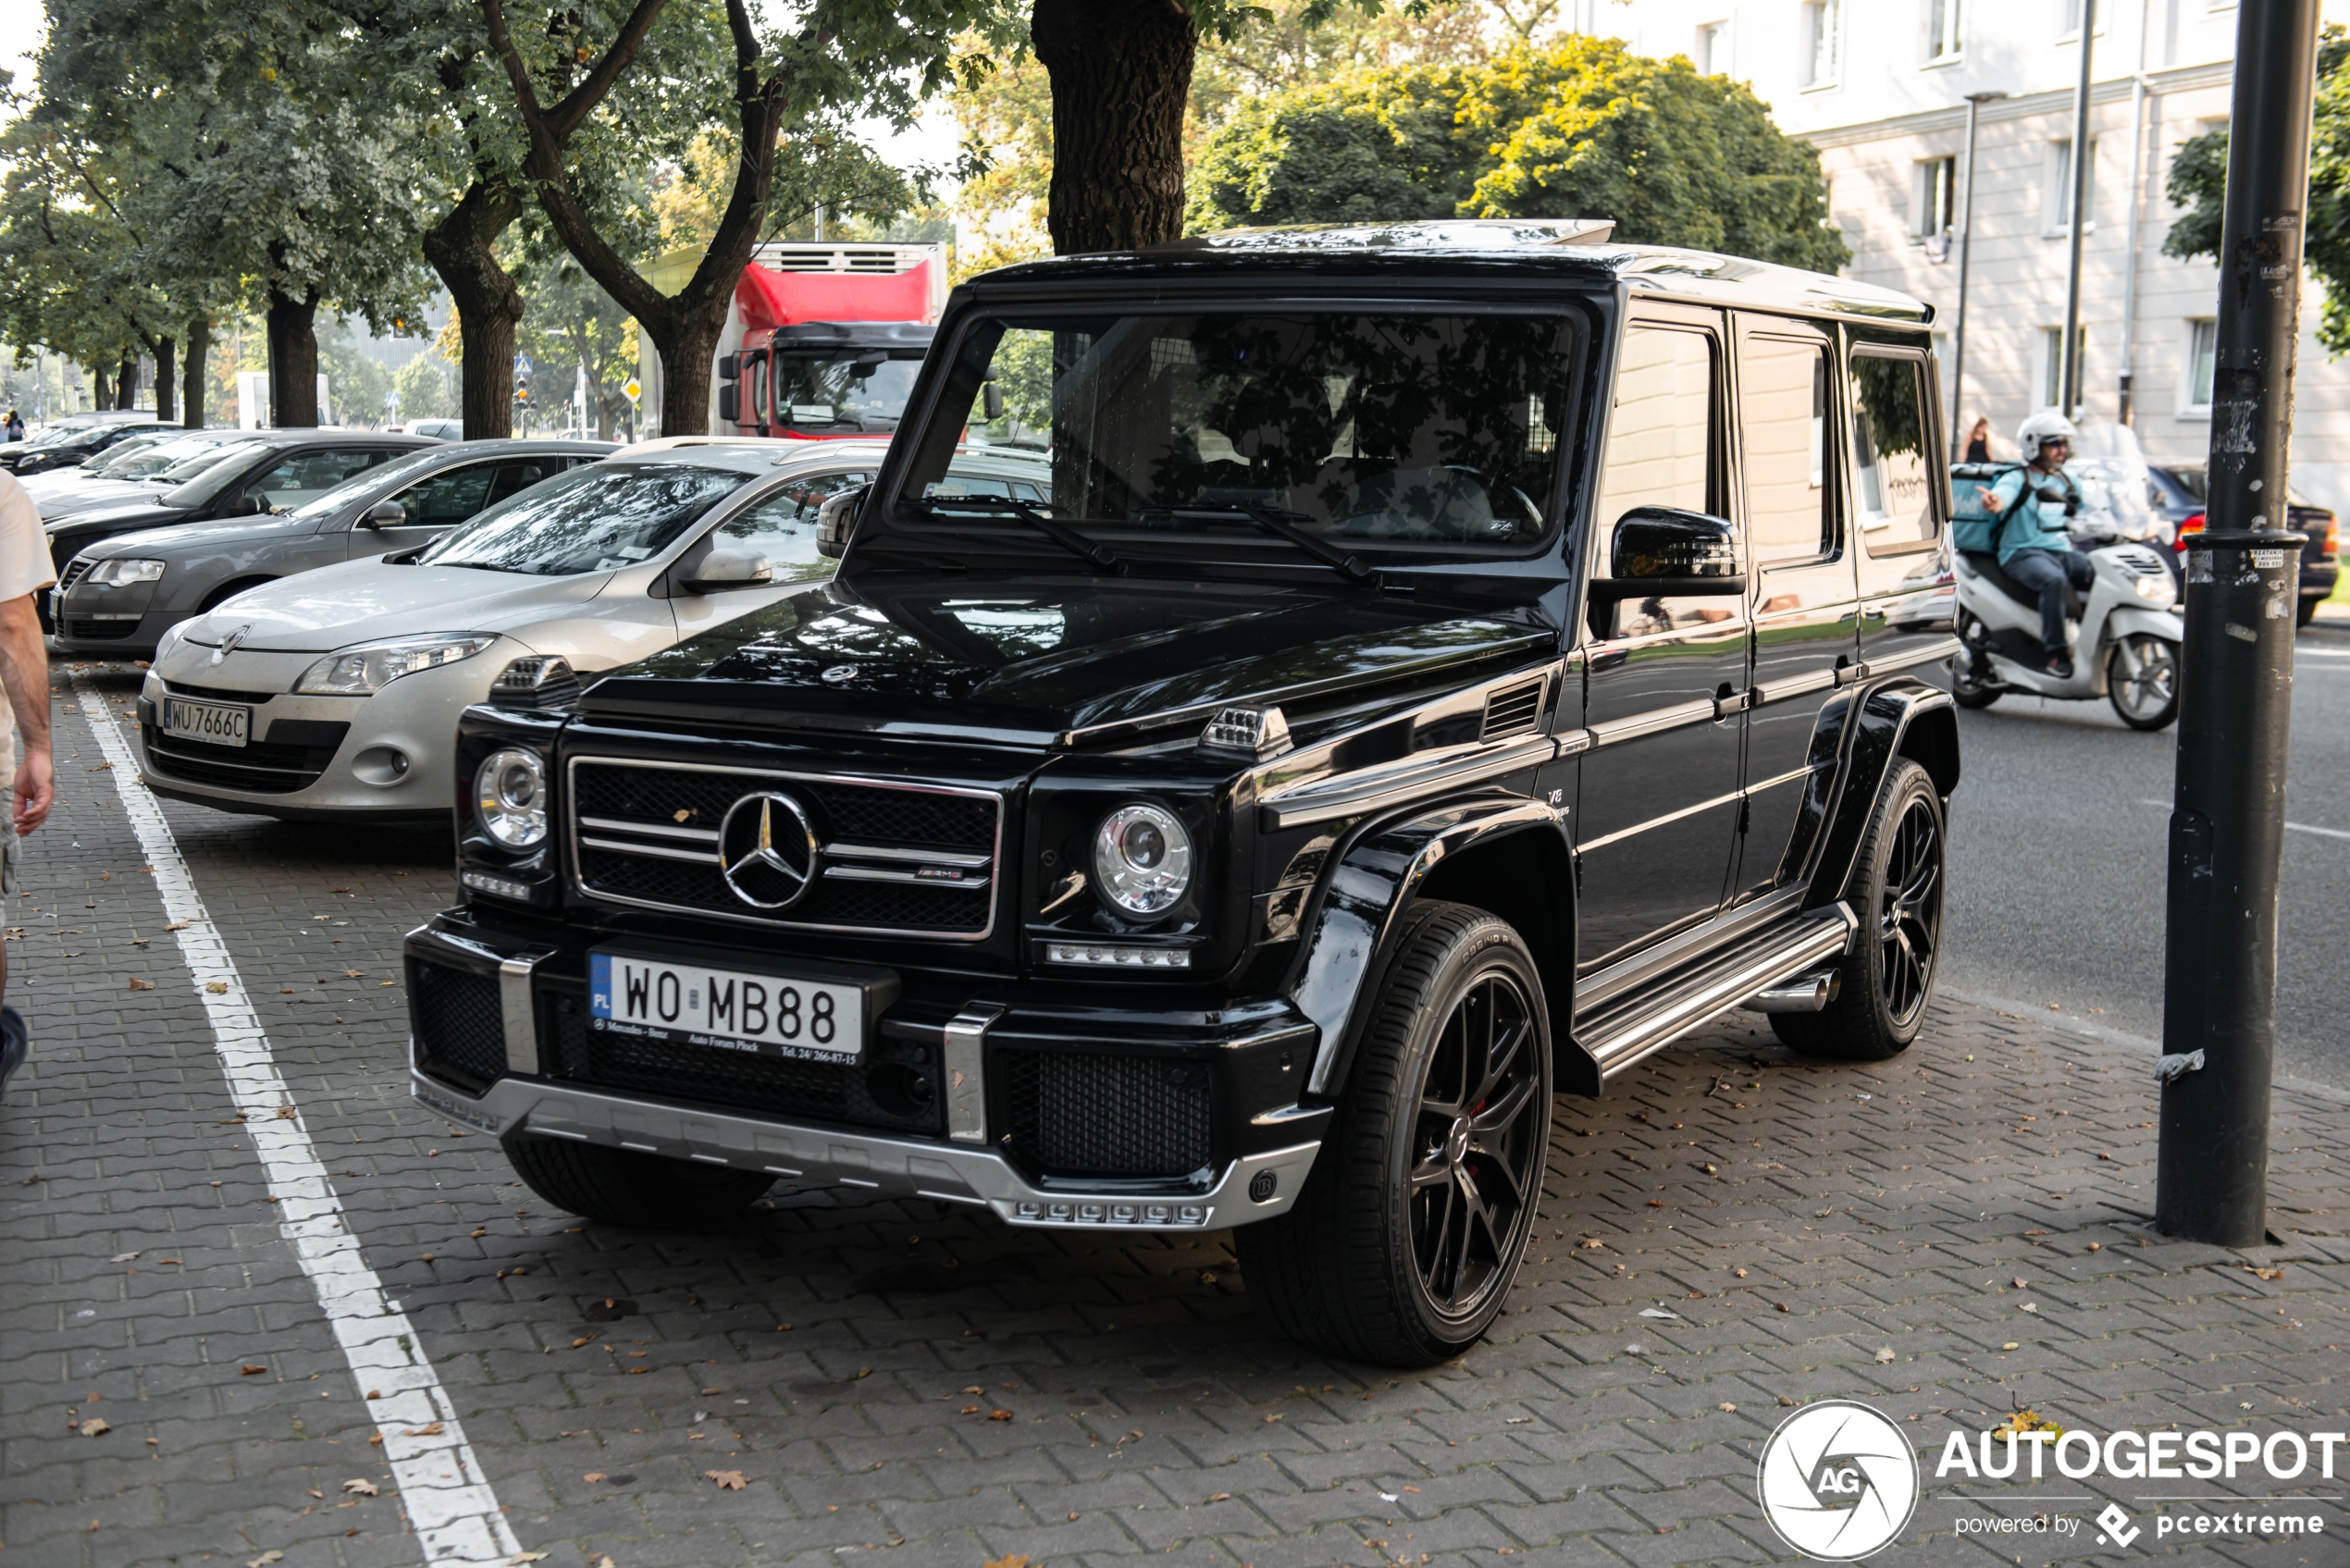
[1240, 901, 1552, 1366]
[1774, 759, 1946, 1061]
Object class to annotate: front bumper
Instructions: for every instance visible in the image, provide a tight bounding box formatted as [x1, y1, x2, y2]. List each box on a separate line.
[405, 913, 1331, 1234]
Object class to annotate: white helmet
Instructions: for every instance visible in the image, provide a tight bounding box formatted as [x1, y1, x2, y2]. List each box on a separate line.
[2015, 408, 2078, 463]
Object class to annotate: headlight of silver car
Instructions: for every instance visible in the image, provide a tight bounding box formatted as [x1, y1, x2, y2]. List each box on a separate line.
[1093, 802, 1193, 916]
[474, 747, 549, 849]
[293, 634, 496, 695]
[83, 558, 166, 587]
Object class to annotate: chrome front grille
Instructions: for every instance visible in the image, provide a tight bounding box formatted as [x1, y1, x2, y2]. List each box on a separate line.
[566, 757, 1003, 939]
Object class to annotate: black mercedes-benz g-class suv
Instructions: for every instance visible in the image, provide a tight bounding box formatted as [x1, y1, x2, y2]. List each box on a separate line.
[406, 219, 1960, 1368]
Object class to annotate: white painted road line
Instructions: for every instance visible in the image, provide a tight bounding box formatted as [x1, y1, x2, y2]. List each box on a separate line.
[74, 677, 519, 1564]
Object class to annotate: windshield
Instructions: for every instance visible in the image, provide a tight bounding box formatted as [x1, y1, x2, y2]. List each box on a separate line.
[80, 434, 175, 475]
[94, 435, 238, 481]
[291, 447, 454, 519]
[163, 442, 281, 506]
[761, 351, 924, 436]
[415, 463, 743, 575]
[902, 310, 1578, 555]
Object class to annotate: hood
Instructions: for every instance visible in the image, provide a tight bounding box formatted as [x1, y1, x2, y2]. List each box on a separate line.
[586, 575, 1553, 748]
[25, 474, 162, 510]
[47, 499, 188, 535]
[176, 556, 613, 652]
[94, 513, 318, 560]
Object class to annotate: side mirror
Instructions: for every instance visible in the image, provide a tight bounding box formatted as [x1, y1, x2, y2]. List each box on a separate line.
[358, 500, 405, 530]
[222, 495, 265, 518]
[814, 485, 868, 560]
[717, 352, 742, 381]
[982, 381, 1005, 423]
[679, 547, 773, 594]
[1588, 506, 1746, 599]
[716, 385, 740, 425]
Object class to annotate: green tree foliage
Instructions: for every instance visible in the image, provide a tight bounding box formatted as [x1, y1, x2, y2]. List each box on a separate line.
[2165, 23, 2350, 355]
[393, 346, 461, 421]
[1188, 35, 1849, 273]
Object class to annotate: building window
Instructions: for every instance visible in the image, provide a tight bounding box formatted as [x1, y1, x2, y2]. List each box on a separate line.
[1913, 156, 1957, 238]
[2049, 138, 2098, 229]
[1925, 0, 1962, 60]
[2185, 319, 2218, 411]
[2059, 0, 2107, 31]
[2042, 326, 2088, 409]
[1802, 0, 1842, 87]
[1698, 19, 1729, 73]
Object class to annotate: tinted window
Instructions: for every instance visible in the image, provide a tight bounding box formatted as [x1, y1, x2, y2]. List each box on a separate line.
[1741, 333, 1834, 563]
[1592, 325, 1732, 638]
[245, 448, 395, 512]
[487, 457, 569, 505]
[911, 311, 1576, 552]
[1849, 352, 1937, 554]
[396, 461, 501, 525]
[417, 463, 743, 575]
[713, 471, 871, 580]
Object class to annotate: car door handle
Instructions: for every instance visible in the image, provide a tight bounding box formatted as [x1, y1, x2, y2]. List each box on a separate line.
[1713, 685, 1751, 721]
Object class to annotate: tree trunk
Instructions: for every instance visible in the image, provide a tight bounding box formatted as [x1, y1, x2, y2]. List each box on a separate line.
[154, 337, 178, 425]
[652, 315, 724, 437]
[266, 273, 321, 428]
[93, 363, 113, 410]
[116, 353, 138, 410]
[182, 318, 210, 428]
[421, 179, 526, 439]
[1033, 0, 1197, 253]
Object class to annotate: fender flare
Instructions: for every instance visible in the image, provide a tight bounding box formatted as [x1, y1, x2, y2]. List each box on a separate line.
[1804, 681, 1955, 911]
[1284, 796, 1589, 1101]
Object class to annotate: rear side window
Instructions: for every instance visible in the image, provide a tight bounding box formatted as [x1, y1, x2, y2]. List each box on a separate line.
[1849, 351, 1938, 554]
[1738, 332, 1835, 564]
[247, 448, 393, 512]
[396, 462, 500, 525]
[1590, 323, 1737, 639]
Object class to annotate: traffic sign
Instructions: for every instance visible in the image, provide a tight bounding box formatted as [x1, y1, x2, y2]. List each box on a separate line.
[623, 377, 642, 406]
[515, 353, 533, 374]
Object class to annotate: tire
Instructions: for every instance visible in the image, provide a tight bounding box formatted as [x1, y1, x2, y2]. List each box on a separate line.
[502, 1137, 774, 1228]
[2105, 632, 2181, 731]
[1238, 901, 1552, 1367]
[1772, 759, 1945, 1063]
[2297, 597, 2321, 629]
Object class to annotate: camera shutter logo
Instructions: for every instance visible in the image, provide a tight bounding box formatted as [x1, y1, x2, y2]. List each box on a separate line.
[1756, 1400, 1919, 1561]
[718, 792, 821, 909]
[2095, 1502, 2141, 1549]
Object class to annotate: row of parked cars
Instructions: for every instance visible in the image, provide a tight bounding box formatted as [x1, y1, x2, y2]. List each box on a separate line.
[16, 421, 1049, 822]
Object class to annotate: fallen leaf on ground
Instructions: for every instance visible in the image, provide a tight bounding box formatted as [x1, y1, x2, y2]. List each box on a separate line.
[1717, 1402, 1738, 1413]
[1577, 1238, 1604, 1250]
[204, 982, 228, 994]
[110, 1252, 139, 1262]
[982, 1556, 1030, 1568]
[80, 1416, 110, 1436]
[404, 1423, 443, 1437]
[705, 1469, 746, 1490]
[583, 1473, 606, 1485]
[2245, 1264, 2285, 1281]
[343, 969, 364, 979]
[2001, 1341, 2021, 1351]
[128, 978, 154, 991]
[594, 1558, 618, 1568]
[509, 1555, 550, 1564]
[989, 1409, 1013, 1422]
[1990, 1408, 2062, 1440]
[1208, 1492, 1231, 1502]
[960, 1405, 980, 1414]
[1874, 1347, 1897, 1364]
[275, 1106, 297, 1120]
[340, 1478, 377, 1496]
[246, 1553, 281, 1568]
[163, 921, 189, 932]
[308, 1490, 322, 1500]
[238, 1364, 267, 1377]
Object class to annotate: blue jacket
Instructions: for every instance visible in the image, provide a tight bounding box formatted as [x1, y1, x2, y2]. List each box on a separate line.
[1985, 466, 2080, 566]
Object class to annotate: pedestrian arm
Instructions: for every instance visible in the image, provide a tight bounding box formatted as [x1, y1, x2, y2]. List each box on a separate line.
[0, 593, 52, 833]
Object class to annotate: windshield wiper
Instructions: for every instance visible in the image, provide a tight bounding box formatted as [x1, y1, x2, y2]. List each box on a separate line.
[919, 497, 1129, 575]
[1167, 503, 1381, 588]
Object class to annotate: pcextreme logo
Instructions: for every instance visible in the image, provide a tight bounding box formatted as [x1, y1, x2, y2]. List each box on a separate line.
[1757, 1400, 1921, 1561]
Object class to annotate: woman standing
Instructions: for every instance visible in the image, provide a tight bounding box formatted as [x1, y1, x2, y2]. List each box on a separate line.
[1963, 417, 1992, 463]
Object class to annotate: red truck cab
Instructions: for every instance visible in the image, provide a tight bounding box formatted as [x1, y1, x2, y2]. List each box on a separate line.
[712, 245, 943, 441]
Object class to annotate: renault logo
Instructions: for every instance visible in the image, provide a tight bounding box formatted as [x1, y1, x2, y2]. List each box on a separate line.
[717, 791, 821, 909]
[210, 623, 251, 666]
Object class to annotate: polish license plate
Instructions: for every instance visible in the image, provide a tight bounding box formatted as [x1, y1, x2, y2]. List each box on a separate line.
[162, 697, 252, 748]
[588, 951, 866, 1063]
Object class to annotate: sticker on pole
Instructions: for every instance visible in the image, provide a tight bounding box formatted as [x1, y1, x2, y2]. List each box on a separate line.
[624, 377, 643, 406]
[1755, 1400, 1918, 1560]
[2249, 548, 2287, 569]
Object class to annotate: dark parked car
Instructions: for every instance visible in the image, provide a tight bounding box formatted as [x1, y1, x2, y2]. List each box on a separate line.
[2, 414, 162, 475]
[402, 221, 1961, 1367]
[2148, 463, 2339, 625]
[52, 438, 613, 661]
[43, 430, 431, 643]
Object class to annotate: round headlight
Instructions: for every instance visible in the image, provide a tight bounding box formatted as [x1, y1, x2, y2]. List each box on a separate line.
[1092, 803, 1192, 917]
[475, 748, 548, 849]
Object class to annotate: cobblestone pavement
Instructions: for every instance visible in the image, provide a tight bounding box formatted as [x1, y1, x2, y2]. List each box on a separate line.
[2, 665, 2346, 1568]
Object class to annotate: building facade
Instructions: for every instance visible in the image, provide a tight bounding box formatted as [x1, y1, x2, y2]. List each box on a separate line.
[1610, 0, 2350, 506]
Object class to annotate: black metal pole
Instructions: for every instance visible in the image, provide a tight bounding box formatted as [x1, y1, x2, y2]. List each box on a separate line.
[2059, 0, 2096, 415]
[2156, 0, 2318, 1248]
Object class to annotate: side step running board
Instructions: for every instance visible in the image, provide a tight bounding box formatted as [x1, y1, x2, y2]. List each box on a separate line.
[1576, 903, 1860, 1080]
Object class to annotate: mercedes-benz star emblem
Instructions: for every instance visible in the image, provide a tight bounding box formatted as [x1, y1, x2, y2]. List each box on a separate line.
[821, 664, 856, 685]
[210, 623, 251, 666]
[717, 792, 821, 909]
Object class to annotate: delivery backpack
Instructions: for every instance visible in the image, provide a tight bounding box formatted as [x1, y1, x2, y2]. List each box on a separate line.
[1949, 462, 2029, 555]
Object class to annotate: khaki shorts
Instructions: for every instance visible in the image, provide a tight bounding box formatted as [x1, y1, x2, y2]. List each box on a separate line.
[3, 831, 18, 897]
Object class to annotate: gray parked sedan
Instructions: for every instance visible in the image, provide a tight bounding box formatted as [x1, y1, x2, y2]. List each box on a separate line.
[51, 438, 612, 660]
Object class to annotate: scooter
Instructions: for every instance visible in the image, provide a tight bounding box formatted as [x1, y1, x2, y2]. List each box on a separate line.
[1948, 535, 2186, 729]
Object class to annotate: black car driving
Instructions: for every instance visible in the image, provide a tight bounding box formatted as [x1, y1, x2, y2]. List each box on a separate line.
[403, 222, 1960, 1367]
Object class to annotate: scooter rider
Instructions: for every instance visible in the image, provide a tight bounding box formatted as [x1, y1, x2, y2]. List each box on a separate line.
[1976, 410, 2096, 678]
